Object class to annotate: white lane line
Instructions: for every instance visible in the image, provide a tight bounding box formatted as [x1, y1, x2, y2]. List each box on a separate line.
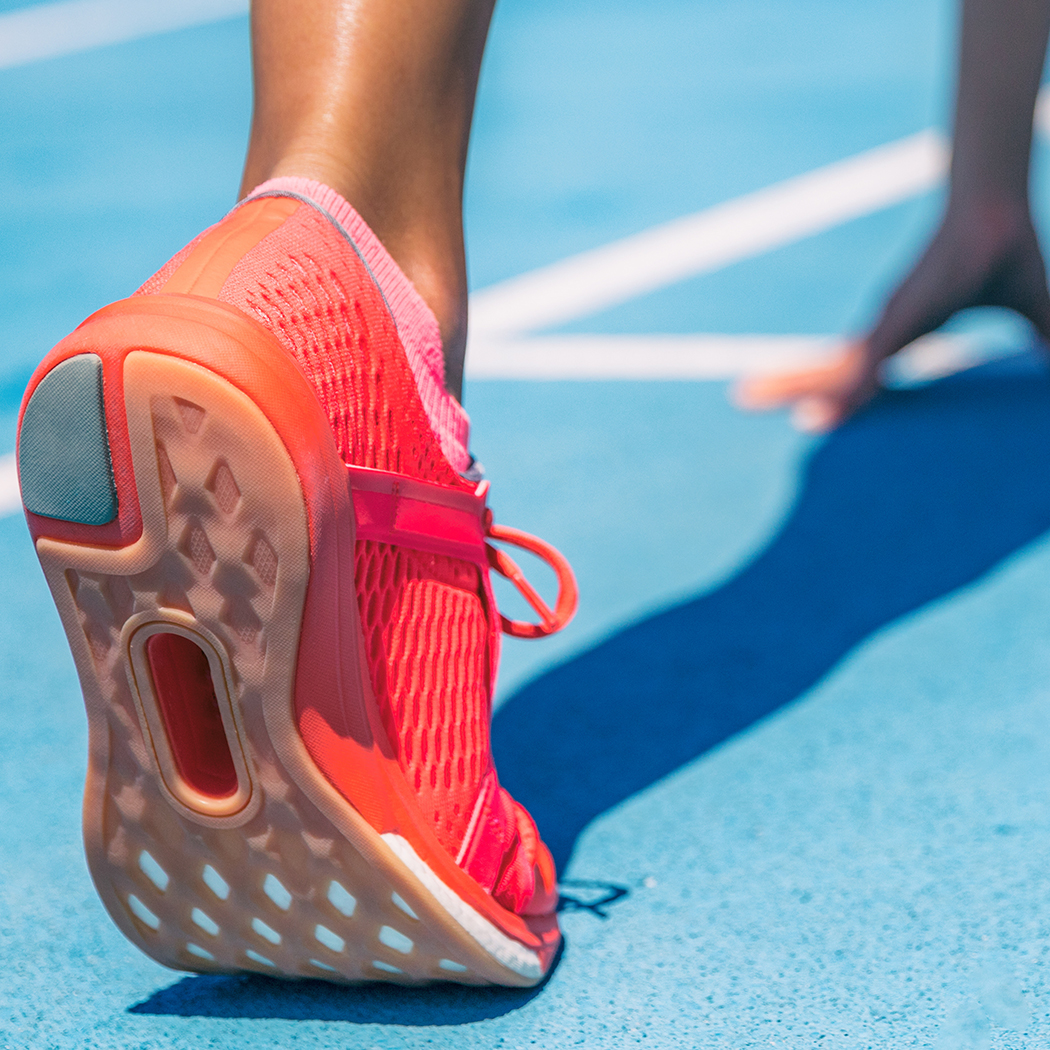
[469, 131, 949, 341]
[0, 330, 1011, 521]
[0, 454, 19, 518]
[469, 334, 839, 380]
[467, 331, 1013, 384]
[470, 81, 1050, 349]
[0, 0, 247, 71]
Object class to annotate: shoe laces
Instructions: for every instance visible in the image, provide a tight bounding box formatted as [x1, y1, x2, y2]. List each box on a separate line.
[484, 510, 578, 639]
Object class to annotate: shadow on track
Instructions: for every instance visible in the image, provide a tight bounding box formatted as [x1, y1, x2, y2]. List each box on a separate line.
[129, 970, 548, 1023]
[494, 357, 1050, 869]
[134, 356, 1050, 1024]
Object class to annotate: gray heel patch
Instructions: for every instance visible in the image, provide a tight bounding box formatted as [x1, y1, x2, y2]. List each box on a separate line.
[19, 354, 118, 525]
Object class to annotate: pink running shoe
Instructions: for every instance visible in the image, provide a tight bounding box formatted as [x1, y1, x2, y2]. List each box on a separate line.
[16, 180, 577, 986]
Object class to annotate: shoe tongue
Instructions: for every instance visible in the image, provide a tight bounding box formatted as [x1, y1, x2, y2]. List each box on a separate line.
[245, 176, 472, 473]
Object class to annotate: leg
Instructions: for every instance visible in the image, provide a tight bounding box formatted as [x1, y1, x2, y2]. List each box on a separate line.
[240, 0, 496, 401]
[736, 0, 1050, 432]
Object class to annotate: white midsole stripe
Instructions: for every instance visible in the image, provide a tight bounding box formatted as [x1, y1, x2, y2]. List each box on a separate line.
[381, 832, 544, 980]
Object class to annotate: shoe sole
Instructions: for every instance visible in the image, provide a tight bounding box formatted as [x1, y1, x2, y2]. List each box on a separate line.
[18, 295, 549, 986]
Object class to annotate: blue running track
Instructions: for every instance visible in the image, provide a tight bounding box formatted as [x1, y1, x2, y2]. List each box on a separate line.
[3, 0, 1050, 1046]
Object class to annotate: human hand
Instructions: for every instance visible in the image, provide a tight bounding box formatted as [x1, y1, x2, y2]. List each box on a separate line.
[733, 199, 1050, 432]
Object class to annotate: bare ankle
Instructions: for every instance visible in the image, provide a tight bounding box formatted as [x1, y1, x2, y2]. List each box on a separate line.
[241, 147, 470, 402]
[394, 254, 468, 401]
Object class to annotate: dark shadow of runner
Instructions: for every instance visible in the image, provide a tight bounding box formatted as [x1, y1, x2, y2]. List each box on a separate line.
[129, 969, 549, 1023]
[494, 356, 1050, 870]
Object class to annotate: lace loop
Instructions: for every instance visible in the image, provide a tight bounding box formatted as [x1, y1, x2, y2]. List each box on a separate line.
[485, 522, 578, 639]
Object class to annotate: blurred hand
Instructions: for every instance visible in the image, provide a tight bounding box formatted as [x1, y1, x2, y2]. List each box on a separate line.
[733, 199, 1050, 433]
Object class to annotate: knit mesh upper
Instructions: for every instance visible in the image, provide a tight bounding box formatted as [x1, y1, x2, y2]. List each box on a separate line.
[222, 215, 464, 484]
[143, 202, 498, 864]
[355, 540, 492, 854]
[134, 192, 534, 904]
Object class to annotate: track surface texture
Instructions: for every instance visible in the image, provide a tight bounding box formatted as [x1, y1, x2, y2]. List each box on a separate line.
[4, 0, 1050, 1046]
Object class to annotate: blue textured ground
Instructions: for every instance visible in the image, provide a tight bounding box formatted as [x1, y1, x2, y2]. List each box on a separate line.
[4, 1, 1050, 1047]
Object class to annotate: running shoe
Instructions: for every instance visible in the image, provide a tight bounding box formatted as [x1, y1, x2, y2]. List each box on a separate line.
[16, 179, 577, 986]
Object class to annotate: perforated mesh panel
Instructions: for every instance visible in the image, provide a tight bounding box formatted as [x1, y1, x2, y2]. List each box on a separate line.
[220, 215, 465, 487]
[355, 540, 492, 855]
[215, 209, 498, 862]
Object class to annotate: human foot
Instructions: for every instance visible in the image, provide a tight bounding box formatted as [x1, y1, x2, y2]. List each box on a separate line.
[17, 180, 576, 985]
